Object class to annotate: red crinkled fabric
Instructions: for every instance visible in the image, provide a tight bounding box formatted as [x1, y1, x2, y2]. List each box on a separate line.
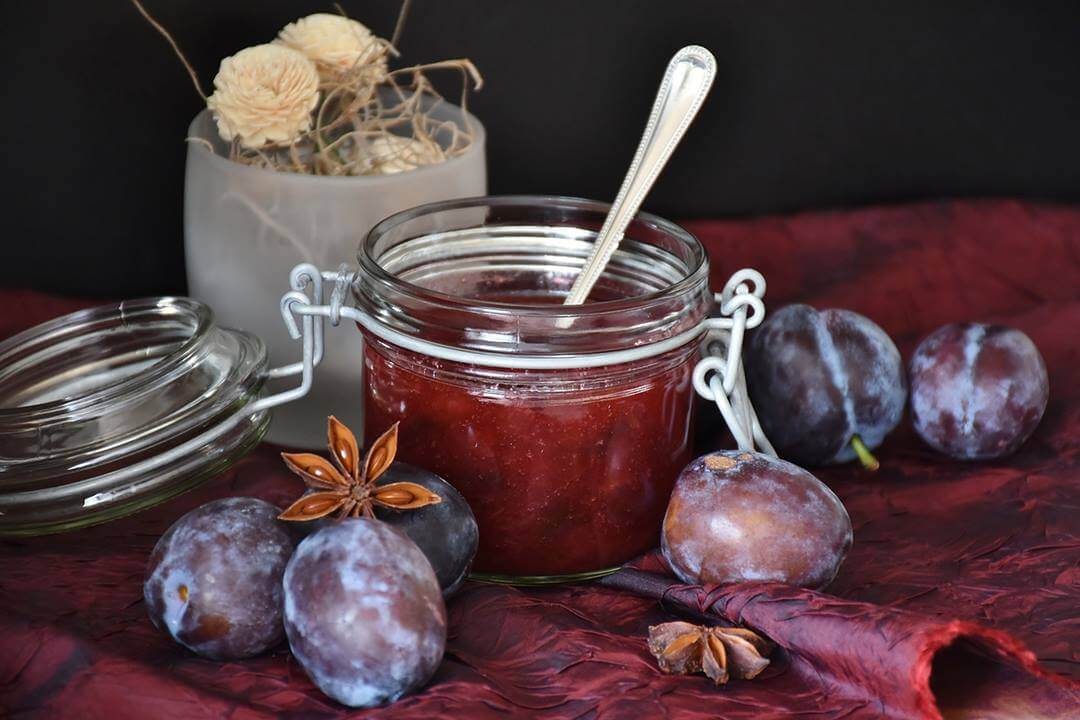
[601, 563, 1079, 718]
[1, 199, 1078, 719]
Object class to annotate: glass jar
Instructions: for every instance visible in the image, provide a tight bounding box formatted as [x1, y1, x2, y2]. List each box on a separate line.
[0, 298, 269, 535]
[353, 196, 712, 581]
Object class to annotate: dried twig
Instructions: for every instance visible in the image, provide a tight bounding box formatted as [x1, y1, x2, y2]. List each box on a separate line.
[129, 0, 207, 101]
[391, 0, 413, 48]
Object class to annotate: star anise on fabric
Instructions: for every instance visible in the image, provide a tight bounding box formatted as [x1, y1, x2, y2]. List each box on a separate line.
[647, 621, 773, 685]
[278, 418, 441, 521]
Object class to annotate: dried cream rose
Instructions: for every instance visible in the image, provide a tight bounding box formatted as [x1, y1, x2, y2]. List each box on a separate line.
[206, 44, 320, 149]
[277, 13, 388, 83]
[367, 135, 442, 175]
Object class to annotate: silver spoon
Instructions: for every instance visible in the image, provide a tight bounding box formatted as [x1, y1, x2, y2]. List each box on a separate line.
[564, 45, 717, 305]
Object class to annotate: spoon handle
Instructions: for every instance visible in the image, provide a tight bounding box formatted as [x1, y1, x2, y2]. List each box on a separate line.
[564, 45, 717, 305]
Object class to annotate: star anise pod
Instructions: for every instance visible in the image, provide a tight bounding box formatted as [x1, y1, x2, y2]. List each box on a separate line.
[278, 417, 441, 521]
[647, 621, 773, 685]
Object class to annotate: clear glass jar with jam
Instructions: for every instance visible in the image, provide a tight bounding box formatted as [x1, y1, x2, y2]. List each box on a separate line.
[352, 196, 712, 581]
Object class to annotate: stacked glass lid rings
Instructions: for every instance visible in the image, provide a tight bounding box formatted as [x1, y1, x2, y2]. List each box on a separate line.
[0, 298, 269, 536]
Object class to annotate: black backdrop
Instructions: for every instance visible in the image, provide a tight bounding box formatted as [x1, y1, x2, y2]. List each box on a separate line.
[2, 1, 1079, 297]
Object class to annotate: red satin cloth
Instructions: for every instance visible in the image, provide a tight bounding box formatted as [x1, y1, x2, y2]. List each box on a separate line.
[1, 199, 1079, 718]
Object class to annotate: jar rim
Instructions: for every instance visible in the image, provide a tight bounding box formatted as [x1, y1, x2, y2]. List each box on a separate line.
[354, 195, 713, 358]
[359, 194, 709, 318]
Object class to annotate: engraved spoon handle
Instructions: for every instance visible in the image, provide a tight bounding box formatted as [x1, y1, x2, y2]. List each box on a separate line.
[564, 45, 717, 305]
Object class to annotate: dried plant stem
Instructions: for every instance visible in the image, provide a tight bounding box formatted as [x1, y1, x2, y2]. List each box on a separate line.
[390, 59, 484, 92]
[391, 0, 413, 48]
[129, 0, 207, 101]
[184, 137, 215, 153]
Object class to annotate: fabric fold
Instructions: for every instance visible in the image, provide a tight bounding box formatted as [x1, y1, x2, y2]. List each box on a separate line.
[600, 567, 1080, 719]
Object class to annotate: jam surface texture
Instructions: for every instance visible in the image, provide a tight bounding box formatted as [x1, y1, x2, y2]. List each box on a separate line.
[362, 337, 696, 577]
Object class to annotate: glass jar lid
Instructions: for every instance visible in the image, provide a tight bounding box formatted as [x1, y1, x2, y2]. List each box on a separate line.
[0, 298, 269, 536]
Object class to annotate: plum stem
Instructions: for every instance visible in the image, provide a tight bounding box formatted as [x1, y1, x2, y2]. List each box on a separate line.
[850, 435, 880, 471]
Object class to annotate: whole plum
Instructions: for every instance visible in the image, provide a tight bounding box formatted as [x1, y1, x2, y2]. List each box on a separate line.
[910, 322, 1048, 459]
[746, 304, 906, 468]
[283, 519, 446, 708]
[661, 451, 852, 589]
[289, 462, 478, 597]
[144, 497, 295, 659]
[376, 463, 478, 596]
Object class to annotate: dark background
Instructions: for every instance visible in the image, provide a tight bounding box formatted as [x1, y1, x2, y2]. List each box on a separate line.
[2, 1, 1079, 297]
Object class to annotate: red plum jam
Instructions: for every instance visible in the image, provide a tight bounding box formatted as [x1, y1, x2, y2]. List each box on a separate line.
[354, 197, 712, 580]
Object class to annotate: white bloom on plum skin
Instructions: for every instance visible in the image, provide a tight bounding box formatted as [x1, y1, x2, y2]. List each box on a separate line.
[282, 520, 446, 708]
[910, 323, 1048, 459]
[143, 497, 295, 660]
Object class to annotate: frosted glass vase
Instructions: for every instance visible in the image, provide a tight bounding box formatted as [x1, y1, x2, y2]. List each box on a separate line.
[184, 105, 487, 448]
